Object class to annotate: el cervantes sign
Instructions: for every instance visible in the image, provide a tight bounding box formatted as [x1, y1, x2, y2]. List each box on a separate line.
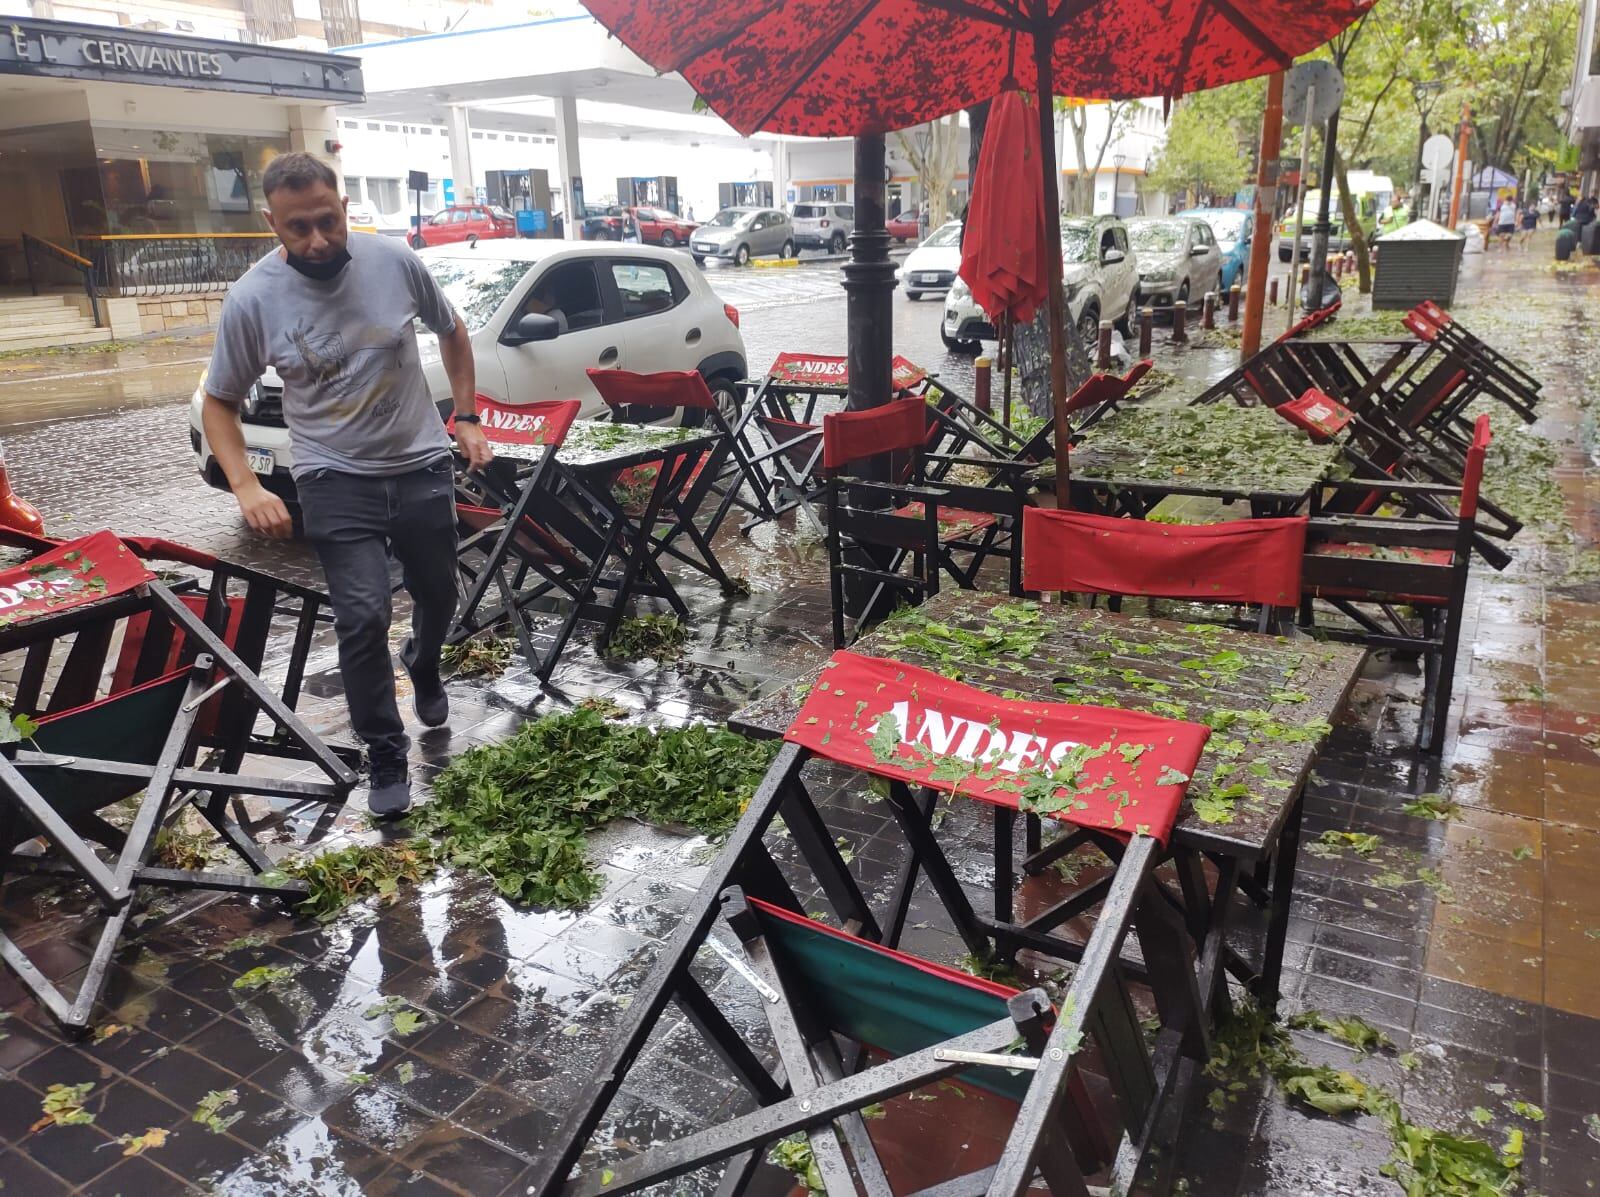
[2, 18, 363, 100]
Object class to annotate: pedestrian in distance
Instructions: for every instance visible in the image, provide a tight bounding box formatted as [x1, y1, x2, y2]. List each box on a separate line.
[1518, 197, 1538, 249]
[1575, 195, 1596, 228]
[200, 151, 494, 818]
[1492, 195, 1517, 249]
[1560, 192, 1576, 224]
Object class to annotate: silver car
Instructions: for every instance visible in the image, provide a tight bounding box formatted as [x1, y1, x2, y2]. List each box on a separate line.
[1126, 217, 1223, 313]
[791, 202, 854, 253]
[690, 208, 796, 266]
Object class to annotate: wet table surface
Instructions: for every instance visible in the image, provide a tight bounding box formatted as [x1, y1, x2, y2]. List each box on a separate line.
[1040, 401, 1348, 507]
[556, 421, 714, 473]
[731, 591, 1368, 861]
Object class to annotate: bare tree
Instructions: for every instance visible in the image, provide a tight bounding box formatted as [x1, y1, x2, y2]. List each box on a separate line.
[1059, 101, 1136, 213]
[894, 114, 963, 228]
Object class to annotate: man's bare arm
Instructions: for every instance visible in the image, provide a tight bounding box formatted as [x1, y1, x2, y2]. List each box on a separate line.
[439, 318, 491, 469]
[202, 392, 293, 538]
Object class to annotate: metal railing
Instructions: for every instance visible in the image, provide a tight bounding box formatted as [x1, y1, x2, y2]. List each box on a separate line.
[77, 233, 278, 298]
[20, 233, 102, 327]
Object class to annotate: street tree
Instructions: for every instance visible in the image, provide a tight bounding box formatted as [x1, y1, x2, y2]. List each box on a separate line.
[1055, 99, 1137, 213]
[1145, 102, 1248, 207]
[895, 114, 964, 227]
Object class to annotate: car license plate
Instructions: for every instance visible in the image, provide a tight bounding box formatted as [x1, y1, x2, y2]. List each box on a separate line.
[694, 244, 713, 254]
[918, 273, 940, 283]
[245, 448, 274, 475]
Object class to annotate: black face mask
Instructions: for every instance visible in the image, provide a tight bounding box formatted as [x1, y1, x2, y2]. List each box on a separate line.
[284, 247, 351, 282]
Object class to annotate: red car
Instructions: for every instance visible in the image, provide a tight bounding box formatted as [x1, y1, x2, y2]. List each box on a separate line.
[411, 204, 517, 248]
[628, 206, 700, 248]
[886, 212, 923, 243]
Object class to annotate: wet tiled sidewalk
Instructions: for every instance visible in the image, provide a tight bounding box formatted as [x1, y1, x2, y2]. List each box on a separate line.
[2, 242, 1599, 1195]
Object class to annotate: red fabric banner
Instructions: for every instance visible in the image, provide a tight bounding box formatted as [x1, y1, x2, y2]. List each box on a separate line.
[1023, 508, 1307, 607]
[456, 398, 580, 452]
[782, 651, 1209, 844]
[0, 531, 155, 629]
[587, 368, 717, 411]
[822, 400, 926, 469]
[1277, 389, 1353, 442]
[1460, 413, 1491, 520]
[766, 352, 926, 392]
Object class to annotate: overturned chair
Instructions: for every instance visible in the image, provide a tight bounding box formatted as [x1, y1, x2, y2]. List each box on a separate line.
[530, 650, 1213, 1197]
[0, 530, 358, 1030]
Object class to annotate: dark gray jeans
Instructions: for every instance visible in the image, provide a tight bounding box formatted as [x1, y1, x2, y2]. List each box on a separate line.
[298, 457, 458, 766]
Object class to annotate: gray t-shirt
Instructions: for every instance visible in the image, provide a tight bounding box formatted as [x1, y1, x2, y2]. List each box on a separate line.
[207, 234, 457, 479]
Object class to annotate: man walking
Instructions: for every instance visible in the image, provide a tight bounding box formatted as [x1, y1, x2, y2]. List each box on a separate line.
[201, 152, 492, 816]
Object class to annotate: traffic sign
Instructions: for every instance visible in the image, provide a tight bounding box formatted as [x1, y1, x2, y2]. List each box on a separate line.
[1283, 60, 1344, 127]
[1421, 133, 1454, 172]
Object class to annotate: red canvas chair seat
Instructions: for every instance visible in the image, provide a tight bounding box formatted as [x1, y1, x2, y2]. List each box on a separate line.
[456, 503, 580, 567]
[1277, 388, 1354, 442]
[1022, 508, 1308, 609]
[897, 502, 999, 540]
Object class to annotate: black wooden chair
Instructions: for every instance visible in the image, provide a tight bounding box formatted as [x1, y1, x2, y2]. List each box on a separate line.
[824, 400, 1026, 646]
[1300, 413, 1493, 752]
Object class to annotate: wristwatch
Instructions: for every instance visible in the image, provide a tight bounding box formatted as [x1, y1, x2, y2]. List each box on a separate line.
[454, 413, 481, 425]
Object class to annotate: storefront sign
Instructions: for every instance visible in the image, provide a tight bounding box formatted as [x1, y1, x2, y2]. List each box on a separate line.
[2, 17, 363, 100]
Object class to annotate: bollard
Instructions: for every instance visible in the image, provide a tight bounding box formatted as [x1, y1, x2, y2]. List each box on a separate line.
[1269, 278, 1279, 305]
[1228, 284, 1241, 322]
[1171, 300, 1188, 343]
[1300, 264, 1310, 288]
[1332, 257, 1342, 280]
[1202, 292, 1216, 330]
[974, 355, 992, 414]
[1138, 308, 1154, 357]
[1096, 320, 1112, 370]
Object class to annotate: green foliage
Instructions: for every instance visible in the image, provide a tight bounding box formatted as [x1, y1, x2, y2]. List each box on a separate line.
[440, 634, 516, 679]
[769, 1134, 826, 1193]
[31, 1082, 95, 1130]
[232, 965, 295, 991]
[192, 1089, 241, 1134]
[278, 841, 438, 922]
[417, 709, 777, 907]
[604, 614, 690, 663]
[1287, 1010, 1394, 1054]
[1402, 793, 1460, 821]
[1146, 102, 1248, 206]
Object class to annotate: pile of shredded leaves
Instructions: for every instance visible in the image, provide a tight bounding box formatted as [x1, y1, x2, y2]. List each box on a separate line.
[1206, 1001, 1525, 1195]
[604, 613, 691, 663]
[414, 707, 777, 907]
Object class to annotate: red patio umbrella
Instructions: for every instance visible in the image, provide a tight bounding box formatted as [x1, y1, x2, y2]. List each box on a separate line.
[582, 0, 1374, 499]
[958, 90, 1048, 330]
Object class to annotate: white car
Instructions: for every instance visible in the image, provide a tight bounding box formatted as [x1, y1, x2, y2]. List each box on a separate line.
[189, 240, 748, 502]
[941, 215, 1140, 353]
[897, 220, 962, 299]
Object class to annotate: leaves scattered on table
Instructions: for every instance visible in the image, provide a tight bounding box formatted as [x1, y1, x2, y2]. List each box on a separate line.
[108, 1128, 168, 1156]
[441, 633, 516, 679]
[362, 995, 433, 1038]
[31, 1083, 96, 1130]
[232, 965, 297, 992]
[416, 708, 777, 907]
[604, 614, 690, 663]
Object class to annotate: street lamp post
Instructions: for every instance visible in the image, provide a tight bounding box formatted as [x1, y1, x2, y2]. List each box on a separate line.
[1410, 80, 1443, 223]
[1112, 153, 1126, 215]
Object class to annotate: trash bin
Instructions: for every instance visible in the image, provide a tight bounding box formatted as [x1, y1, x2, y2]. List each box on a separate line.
[1583, 220, 1600, 255]
[1557, 224, 1578, 261]
[1371, 219, 1466, 310]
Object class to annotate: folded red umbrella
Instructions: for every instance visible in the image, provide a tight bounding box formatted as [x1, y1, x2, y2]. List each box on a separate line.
[958, 90, 1048, 328]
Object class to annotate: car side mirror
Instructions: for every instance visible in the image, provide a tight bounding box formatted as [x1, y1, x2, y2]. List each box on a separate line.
[501, 312, 560, 346]
[1190, 244, 1210, 256]
[1102, 248, 1125, 265]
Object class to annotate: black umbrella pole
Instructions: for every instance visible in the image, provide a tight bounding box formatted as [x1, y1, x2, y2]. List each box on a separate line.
[844, 134, 896, 421]
[1033, 37, 1071, 507]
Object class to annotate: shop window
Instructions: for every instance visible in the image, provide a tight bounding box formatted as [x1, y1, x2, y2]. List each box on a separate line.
[86, 128, 288, 234]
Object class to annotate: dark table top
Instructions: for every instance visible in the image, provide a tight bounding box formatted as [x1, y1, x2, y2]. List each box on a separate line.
[1037, 401, 1347, 505]
[554, 421, 717, 473]
[729, 592, 1367, 860]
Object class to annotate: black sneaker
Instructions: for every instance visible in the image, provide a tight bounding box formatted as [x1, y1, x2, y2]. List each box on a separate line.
[368, 760, 412, 818]
[399, 636, 449, 728]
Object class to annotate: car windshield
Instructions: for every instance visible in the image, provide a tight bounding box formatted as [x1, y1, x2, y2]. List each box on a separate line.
[924, 222, 961, 247]
[422, 256, 528, 333]
[1129, 222, 1183, 253]
[1061, 225, 1094, 262]
[1204, 213, 1246, 244]
[706, 209, 747, 228]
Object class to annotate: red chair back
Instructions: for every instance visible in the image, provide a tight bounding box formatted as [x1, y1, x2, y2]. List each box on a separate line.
[1023, 508, 1308, 607]
[1276, 388, 1354, 442]
[768, 352, 849, 387]
[1062, 360, 1151, 418]
[822, 399, 926, 471]
[1460, 414, 1492, 520]
[586, 368, 717, 411]
[457, 396, 580, 451]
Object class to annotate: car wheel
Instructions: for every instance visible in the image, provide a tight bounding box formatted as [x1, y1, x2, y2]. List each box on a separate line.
[906, 290, 921, 301]
[409, 234, 426, 250]
[830, 232, 847, 254]
[781, 240, 795, 260]
[735, 244, 751, 266]
[1116, 292, 1139, 337]
[466, 233, 479, 247]
[1278, 247, 1291, 262]
[1177, 281, 1190, 308]
[940, 329, 979, 355]
[592, 228, 611, 241]
[682, 375, 742, 428]
[660, 231, 677, 248]
[693, 255, 706, 267]
[1075, 305, 1100, 351]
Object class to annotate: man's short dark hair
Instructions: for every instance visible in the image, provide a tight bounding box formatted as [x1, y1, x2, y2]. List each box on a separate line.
[263, 152, 339, 200]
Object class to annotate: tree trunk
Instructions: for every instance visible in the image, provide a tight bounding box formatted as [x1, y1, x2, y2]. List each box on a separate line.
[1068, 108, 1093, 213]
[967, 101, 990, 180]
[1334, 150, 1372, 293]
